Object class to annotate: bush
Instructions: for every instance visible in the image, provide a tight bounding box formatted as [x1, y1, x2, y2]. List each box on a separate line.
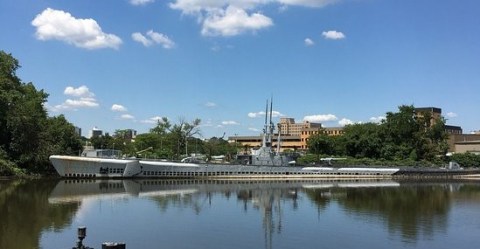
[0, 158, 26, 177]
[450, 153, 480, 168]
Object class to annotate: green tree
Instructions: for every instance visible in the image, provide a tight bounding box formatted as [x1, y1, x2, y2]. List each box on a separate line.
[1, 51, 49, 172]
[43, 115, 83, 158]
[342, 123, 382, 159]
[168, 117, 201, 158]
[203, 137, 236, 161]
[1, 51, 84, 174]
[307, 132, 336, 159]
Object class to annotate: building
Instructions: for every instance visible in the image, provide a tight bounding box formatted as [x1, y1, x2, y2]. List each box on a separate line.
[454, 140, 480, 155]
[74, 126, 82, 137]
[445, 125, 463, 135]
[232, 107, 473, 154]
[229, 135, 302, 153]
[124, 129, 137, 140]
[448, 134, 480, 154]
[300, 127, 345, 150]
[413, 107, 480, 154]
[278, 118, 321, 136]
[415, 107, 442, 126]
[89, 127, 103, 138]
[415, 107, 463, 134]
[230, 118, 344, 152]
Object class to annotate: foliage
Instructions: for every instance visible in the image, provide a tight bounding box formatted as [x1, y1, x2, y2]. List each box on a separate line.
[203, 137, 237, 161]
[297, 153, 326, 165]
[124, 117, 203, 160]
[0, 51, 82, 175]
[307, 131, 336, 156]
[450, 153, 480, 168]
[306, 105, 449, 166]
[342, 123, 382, 158]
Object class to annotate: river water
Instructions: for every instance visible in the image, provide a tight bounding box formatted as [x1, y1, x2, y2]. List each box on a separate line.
[1, 179, 479, 249]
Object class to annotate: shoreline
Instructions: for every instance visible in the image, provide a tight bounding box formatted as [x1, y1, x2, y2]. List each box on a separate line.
[2, 168, 480, 180]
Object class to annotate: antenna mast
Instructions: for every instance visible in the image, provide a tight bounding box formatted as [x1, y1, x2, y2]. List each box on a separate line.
[262, 99, 268, 147]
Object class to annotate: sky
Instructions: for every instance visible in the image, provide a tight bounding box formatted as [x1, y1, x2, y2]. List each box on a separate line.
[1, 0, 479, 138]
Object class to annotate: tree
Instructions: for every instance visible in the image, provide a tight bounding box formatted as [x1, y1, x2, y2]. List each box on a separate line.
[1, 51, 49, 172]
[342, 123, 382, 159]
[203, 137, 237, 160]
[43, 115, 83, 157]
[1, 51, 84, 174]
[379, 105, 447, 161]
[307, 132, 336, 159]
[168, 117, 201, 158]
[150, 117, 171, 135]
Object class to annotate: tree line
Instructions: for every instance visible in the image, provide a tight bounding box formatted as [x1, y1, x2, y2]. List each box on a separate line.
[89, 117, 237, 161]
[1, 51, 84, 176]
[304, 105, 480, 167]
[0, 51, 236, 176]
[2, 50, 479, 176]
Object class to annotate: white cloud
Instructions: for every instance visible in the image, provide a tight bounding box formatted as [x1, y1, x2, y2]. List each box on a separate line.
[120, 114, 135, 120]
[248, 112, 264, 118]
[278, 0, 340, 8]
[248, 110, 283, 118]
[170, 0, 339, 13]
[130, 0, 155, 6]
[202, 6, 273, 37]
[64, 85, 94, 97]
[132, 33, 151, 46]
[170, 0, 261, 14]
[141, 116, 164, 124]
[31, 8, 122, 50]
[446, 112, 458, 118]
[132, 30, 175, 49]
[64, 98, 98, 108]
[205, 102, 217, 108]
[248, 127, 260, 132]
[169, 1, 339, 37]
[322, 30, 345, 40]
[111, 104, 127, 112]
[303, 114, 338, 123]
[222, 120, 239, 125]
[304, 38, 314, 46]
[339, 118, 354, 126]
[50, 97, 99, 112]
[369, 116, 385, 123]
[148, 31, 175, 49]
[49, 85, 99, 112]
[200, 119, 214, 127]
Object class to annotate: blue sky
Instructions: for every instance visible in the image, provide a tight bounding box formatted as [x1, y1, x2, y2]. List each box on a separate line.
[1, 0, 479, 138]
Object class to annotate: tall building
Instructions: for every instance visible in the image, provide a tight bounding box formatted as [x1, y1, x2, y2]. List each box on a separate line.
[74, 126, 82, 137]
[415, 107, 442, 126]
[125, 129, 137, 140]
[230, 118, 343, 152]
[89, 127, 103, 138]
[415, 107, 463, 134]
[300, 127, 345, 150]
[278, 118, 322, 136]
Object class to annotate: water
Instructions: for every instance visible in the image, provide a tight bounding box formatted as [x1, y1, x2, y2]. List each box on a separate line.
[1, 179, 479, 249]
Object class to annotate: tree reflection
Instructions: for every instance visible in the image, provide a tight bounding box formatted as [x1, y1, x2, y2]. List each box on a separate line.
[305, 183, 454, 243]
[147, 181, 300, 249]
[0, 180, 80, 249]
[150, 191, 203, 214]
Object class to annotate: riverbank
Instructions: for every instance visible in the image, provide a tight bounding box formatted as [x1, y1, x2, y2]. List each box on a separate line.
[391, 167, 480, 181]
[3, 164, 480, 180]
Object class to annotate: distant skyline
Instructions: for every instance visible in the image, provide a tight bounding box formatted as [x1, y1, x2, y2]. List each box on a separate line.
[1, 0, 479, 138]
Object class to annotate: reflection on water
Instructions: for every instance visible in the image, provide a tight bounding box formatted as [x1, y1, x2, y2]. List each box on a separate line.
[0, 180, 80, 249]
[305, 183, 452, 243]
[1, 179, 480, 249]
